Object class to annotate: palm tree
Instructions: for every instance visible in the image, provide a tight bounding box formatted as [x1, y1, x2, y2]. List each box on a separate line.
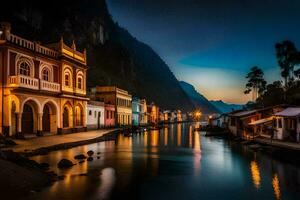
[244, 66, 267, 101]
[275, 41, 299, 87]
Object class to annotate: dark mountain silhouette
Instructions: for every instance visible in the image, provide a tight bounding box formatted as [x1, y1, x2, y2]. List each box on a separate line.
[210, 100, 243, 113]
[0, 0, 197, 111]
[179, 81, 219, 114]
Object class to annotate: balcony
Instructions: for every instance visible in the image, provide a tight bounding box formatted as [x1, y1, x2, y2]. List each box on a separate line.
[8, 75, 39, 90]
[40, 80, 61, 93]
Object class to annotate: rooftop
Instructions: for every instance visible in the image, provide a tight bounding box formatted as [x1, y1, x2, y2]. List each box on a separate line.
[274, 107, 300, 117]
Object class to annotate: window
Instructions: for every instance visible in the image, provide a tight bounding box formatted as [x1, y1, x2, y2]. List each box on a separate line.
[106, 110, 109, 119]
[42, 69, 50, 81]
[94, 111, 97, 118]
[65, 73, 70, 86]
[19, 62, 30, 76]
[78, 77, 82, 89]
[89, 110, 92, 116]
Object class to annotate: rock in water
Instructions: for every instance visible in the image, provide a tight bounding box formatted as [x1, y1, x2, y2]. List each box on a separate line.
[74, 154, 87, 160]
[87, 150, 94, 157]
[87, 157, 94, 162]
[57, 159, 73, 168]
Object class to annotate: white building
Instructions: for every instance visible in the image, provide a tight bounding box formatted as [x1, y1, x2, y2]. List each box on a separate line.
[274, 107, 300, 141]
[87, 101, 105, 130]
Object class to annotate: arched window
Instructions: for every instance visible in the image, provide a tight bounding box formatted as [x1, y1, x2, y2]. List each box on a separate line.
[63, 107, 69, 128]
[42, 69, 50, 81]
[78, 77, 82, 89]
[19, 62, 30, 76]
[65, 72, 70, 86]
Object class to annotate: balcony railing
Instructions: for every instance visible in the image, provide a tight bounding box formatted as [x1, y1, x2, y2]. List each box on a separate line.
[8, 75, 39, 90]
[40, 80, 61, 93]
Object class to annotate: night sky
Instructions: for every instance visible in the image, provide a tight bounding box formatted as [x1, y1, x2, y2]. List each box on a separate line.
[107, 0, 300, 104]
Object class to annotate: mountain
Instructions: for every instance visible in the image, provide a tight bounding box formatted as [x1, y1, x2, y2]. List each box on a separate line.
[210, 100, 243, 114]
[179, 81, 219, 114]
[0, 0, 194, 112]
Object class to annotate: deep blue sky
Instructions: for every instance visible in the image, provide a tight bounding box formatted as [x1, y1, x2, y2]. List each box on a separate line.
[107, 0, 300, 103]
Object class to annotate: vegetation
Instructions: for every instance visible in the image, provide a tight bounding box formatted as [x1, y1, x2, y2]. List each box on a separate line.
[245, 40, 300, 108]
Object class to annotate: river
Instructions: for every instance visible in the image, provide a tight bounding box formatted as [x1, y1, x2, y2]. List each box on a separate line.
[29, 123, 300, 200]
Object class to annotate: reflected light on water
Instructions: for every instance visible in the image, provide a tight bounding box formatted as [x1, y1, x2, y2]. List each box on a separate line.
[151, 130, 159, 147]
[94, 168, 116, 200]
[272, 174, 281, 200]
[250, 161, 261, 189]
[164, 127, 168, 146]
[177, 123, 182, 146]
[193, 132, 201, 176]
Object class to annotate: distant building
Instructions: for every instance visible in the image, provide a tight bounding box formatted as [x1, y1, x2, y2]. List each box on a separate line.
[87, 101, 105, 130]
[140, 99, 148, 125]
[105, 104, 115, 127]
[147, 103, 159, 124]
[0, 23, 88, 137]
[132, 97, 141, 126]
[90, 86, 132, 126]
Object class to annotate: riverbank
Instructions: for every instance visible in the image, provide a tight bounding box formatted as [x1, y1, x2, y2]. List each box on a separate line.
[230, 136, 300, 166]
[0, 128, 121, 199]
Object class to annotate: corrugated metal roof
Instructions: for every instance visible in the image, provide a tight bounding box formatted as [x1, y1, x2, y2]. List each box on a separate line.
[274, 107, 300, 117]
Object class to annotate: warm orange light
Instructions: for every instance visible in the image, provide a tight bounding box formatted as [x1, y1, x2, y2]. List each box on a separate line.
[250, 161, 261, 189]
[272, 174, 281, 200]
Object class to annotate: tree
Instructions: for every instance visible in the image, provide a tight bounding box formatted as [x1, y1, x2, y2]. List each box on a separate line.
[244, 66, 267, 101]
[256, 81, 284, 107]
[275, 41, 299, 87]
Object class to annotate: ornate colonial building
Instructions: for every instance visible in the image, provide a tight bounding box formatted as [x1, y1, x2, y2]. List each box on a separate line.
[0, 23, 88, 137]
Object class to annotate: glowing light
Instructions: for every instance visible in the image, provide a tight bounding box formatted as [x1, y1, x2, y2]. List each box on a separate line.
[250, 161, 261, 189]
[272, 174, 281, 200]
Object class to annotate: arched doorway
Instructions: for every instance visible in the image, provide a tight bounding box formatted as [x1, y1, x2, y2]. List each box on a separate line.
[22, 104, 34, 134]
[42, 104, 51, 132]
[63, 107, 69, 128]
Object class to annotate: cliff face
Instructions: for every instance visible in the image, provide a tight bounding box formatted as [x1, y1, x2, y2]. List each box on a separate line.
[179, 81, 220, 114]
[0, 0, 195, 111]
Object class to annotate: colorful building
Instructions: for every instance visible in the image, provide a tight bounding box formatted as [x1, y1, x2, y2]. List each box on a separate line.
[87, 101, 105, 130]
[132, 97, 141, 126]
[147, 102, 159, 124]
[140, 99, 148, 125]
[90, 86, 132, 126]
[104, 104, 115, 127]
[0, 23, 88, 137]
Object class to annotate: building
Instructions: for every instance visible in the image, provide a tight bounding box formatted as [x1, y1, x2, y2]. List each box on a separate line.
[90, 86, 132, 126]
[140, 99, 148, 125]
[273, 107, 300, 141]
[228, 110, 261, 137]
[0, 23, 88, 137]
[104, 104, 115, 127]
[132, 97, 141, 126]
[87, 101, 104, 130]
[147, 102, 159, 124]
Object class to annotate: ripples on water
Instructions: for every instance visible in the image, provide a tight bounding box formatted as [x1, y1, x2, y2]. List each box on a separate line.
[30, 123, 300, 200]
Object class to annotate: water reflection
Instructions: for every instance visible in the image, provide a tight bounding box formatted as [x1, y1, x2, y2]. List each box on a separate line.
[29, 123, 300, 200]
[250, 161, 261, 189]
[272, 174, 281, 200]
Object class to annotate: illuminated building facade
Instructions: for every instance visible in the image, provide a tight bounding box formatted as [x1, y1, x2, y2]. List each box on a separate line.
[90, 86, 132, 126]
[147, 102, 159, 124]
[87, 101, 105, 130]
[0, 23, 88, 137]
[139, 99, 148, 125]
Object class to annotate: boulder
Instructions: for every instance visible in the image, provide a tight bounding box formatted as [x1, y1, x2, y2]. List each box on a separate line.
[87, 150, 94, 157]
[57, 159, 74, 168]
[74, 154, 87, 160]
